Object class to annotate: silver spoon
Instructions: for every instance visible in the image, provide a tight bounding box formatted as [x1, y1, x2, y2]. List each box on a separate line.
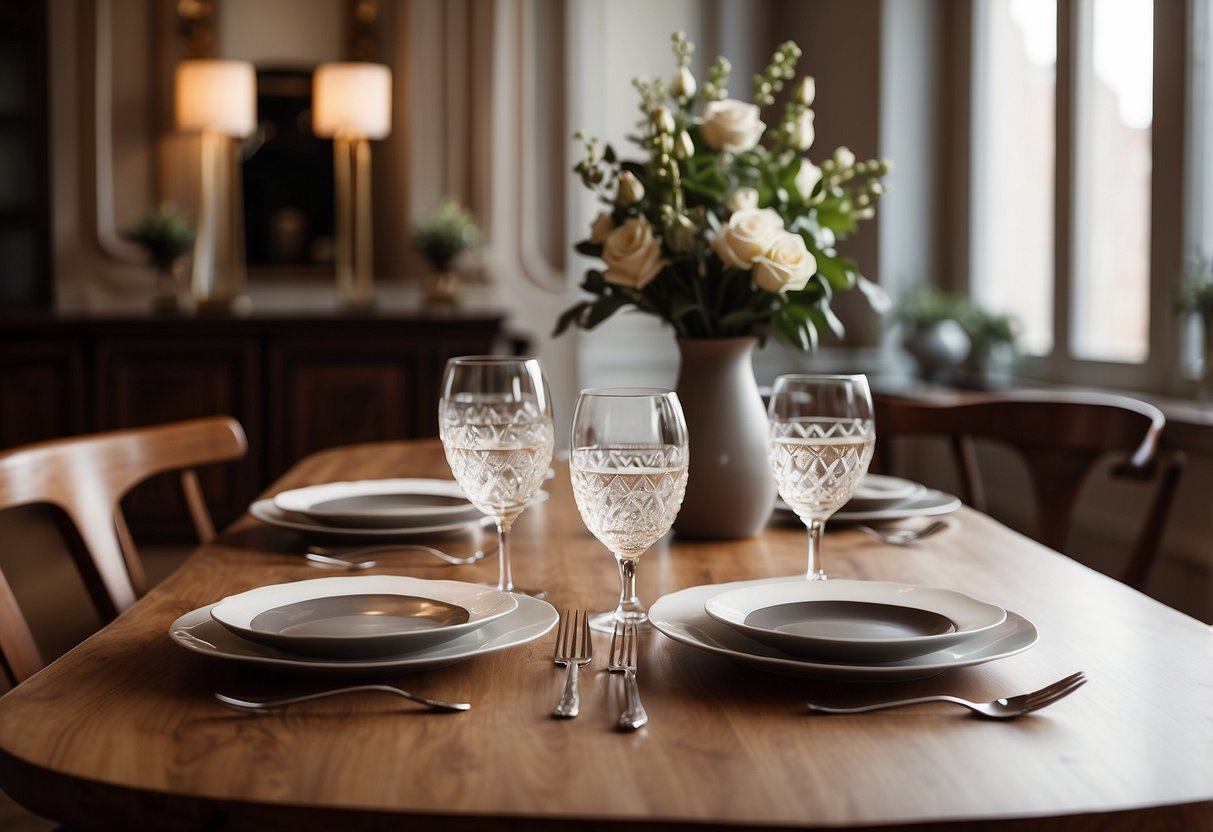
[215, 684, 471, 714]
[853, 520, 950, 546]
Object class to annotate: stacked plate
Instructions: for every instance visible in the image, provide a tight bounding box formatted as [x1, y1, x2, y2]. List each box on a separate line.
[649, 577, 1037, 681]
[774, 473, 962, 524]
[169, 576, 558, 674]
[251, 479, 491, 539]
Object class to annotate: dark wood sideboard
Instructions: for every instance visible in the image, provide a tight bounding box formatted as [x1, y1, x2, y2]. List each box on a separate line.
[0, 309, 507, 536]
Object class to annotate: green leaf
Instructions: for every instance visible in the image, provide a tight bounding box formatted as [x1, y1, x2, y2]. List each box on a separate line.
[603, 144, 617, 164]
[856, 275, 892, 314]
[584, 293, 631, 329]
[816, 255, 858, 291]
[582, 269, 607, 293]
[553, 301, 591, 337]
[575, 241, 604, 257]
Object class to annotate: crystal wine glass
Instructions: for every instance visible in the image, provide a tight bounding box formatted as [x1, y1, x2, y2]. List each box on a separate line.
[570, 388, 689, 632]
[767, 374, 875, 580]
[439, 356, 554, 597]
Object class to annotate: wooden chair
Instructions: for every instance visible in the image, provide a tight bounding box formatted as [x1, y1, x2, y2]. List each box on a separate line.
[0, 416, 247, 683]
[873, 390, 1184, 590]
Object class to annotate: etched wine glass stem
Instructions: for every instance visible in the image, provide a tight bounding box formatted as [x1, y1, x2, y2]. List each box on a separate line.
[804, 517, 827, 581]
[614, 554, 644, 621]
[496, 516, 514, 593]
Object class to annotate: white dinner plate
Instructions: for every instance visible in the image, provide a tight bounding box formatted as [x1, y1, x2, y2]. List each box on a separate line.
[704, 580, 1006, 662]
[210, 576, 519, 658]
[272, 479, 483, 528]
[650, 577, 1036, 681]
[170, 593, 558, 675]
[845, 475, 927, 512]
[249, 498, 493, 539]
[775, 488, 962, 525]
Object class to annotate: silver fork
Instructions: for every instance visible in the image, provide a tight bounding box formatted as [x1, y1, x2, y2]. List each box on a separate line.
[306, 539, 496, 568]
[552, 609, 592, 719]
[215, 684, 471, 714]
[608, 620, 648, 731]
[854, 520, 950, 546]
[806, 671, 1087, 719]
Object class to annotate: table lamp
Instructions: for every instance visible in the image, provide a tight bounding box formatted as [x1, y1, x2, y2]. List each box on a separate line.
[312, 62, 392, 309]
[175, 59, 256, 313]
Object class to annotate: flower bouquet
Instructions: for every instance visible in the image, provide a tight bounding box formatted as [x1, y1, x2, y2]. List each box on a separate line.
[554, 32, 891, 350]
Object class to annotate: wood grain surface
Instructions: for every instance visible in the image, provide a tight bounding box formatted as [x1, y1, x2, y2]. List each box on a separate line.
[0, 439, 1210, 831]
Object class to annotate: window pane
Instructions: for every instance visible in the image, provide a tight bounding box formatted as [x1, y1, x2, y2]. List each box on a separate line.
[973, 0, 1056, 356]
[1071, 0, 1153, 363]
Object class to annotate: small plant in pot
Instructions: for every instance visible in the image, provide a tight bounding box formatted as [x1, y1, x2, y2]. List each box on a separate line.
[411, 198, 481, 307]
[895, 288, 1019, 387]
[1174, 257, 1213, 396]
[123, 203, 195, 311]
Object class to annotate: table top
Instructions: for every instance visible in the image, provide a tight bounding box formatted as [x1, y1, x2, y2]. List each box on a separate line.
[1, 439, 1210, 831]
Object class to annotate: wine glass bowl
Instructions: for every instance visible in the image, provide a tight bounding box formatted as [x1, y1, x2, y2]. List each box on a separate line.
[570, 389, 689, 632]
[439, 357, 554, 597]
[767, 374, 875, 580]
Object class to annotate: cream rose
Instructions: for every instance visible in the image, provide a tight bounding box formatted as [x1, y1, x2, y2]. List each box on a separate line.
[790, 109, 815, 151]
[602, 217, 665, 289]
[711, 208, 784, 269]
[589, 212, 614, 244]
[753, 231, 817, 293]
[699, 99, 766, 153]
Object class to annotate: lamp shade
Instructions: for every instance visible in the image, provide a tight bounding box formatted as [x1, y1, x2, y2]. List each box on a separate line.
[175, 59, 257, 137]
[312, 62, 392, 140]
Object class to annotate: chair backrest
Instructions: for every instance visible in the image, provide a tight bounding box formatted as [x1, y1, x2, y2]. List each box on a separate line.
[0, 416, 247, 683]
[873, 390, 1184, 589]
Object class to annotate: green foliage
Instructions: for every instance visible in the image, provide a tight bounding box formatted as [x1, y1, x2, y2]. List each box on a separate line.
[124, 203, 194, 249]
[1174, 258, 1213, 318]
[411, 198, 481, 271]
[555, 33, 892, 351]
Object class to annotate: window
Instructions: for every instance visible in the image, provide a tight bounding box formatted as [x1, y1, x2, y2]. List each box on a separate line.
[967, 0, 1188, 392]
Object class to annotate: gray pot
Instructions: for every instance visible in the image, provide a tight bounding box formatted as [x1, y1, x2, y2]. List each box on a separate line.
[672, 336, 776, 539]
[904, 320, 970, 383]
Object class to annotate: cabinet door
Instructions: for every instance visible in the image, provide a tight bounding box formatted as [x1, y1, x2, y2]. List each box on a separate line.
[268, 338, 421, 478]
[0, 340, 84, 448]
[93, 338, 261, 536]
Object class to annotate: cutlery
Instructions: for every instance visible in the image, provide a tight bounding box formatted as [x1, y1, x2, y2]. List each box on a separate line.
[306, 539, 496, 568]
[552, 609, 592, 719]
[806, 671, 1087, 719]
[215, 684, 471, 714]
[854, 520, 949, 546]
[608, 620, 648, 731]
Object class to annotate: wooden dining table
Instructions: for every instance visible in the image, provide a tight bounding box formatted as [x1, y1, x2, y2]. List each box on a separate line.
[0, 438, 1210, 831]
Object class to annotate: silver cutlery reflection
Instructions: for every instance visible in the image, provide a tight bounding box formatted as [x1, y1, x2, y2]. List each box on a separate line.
[215, 684, 471, 714]
[806, 671, 1087, 720]
[305, 539, 496, 569]
[608, 620, 648, 731]
[552, 609, 592, 719]
[854, 520, 949, 546]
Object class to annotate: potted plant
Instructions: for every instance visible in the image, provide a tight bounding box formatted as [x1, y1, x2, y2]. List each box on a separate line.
[1174, 257, 1213, 396]
[411, 198, 481, 307]
[553, 32, 892, 538]
[123, 203, 195, 311]
[894, 289, 1019, 387]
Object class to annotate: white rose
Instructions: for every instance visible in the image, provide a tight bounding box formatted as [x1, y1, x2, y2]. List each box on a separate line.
[790, 109, 815, 151]
[753, 231, 817, 293]
[794, 161, 822, 201]
[589, 212, 614, 244]
[725, 187, 759, 213]
[699, 99, 766, 153]
[711, 208, 784, 269]
[672, 66, 697, 99]
[602, 217, 665, 289]
[792, 76, 816, 106]
[617, 171, 645, 205]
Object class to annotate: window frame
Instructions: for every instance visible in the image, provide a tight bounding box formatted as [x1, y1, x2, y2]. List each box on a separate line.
[956, 0, 1189, 395]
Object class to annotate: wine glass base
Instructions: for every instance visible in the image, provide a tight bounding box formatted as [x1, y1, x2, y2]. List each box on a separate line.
[490, 584, 546, 601]
[589, 609, 649, 633]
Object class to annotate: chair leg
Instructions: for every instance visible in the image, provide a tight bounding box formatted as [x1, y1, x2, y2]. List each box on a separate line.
[1121, 451, 1185, 590]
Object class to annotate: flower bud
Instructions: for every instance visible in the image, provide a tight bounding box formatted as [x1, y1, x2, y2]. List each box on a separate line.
[792, 76, 816, 106]
[725, 187, 760, 213]
[790, 110, 815, 151]
[665, 214, 698, 253]
[672, 66, 697, 99]
[833, 146, 856, 169]
[617, 170, 645, 206]
[674, 130, 695, 159]
[650, 106, 676, 134]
